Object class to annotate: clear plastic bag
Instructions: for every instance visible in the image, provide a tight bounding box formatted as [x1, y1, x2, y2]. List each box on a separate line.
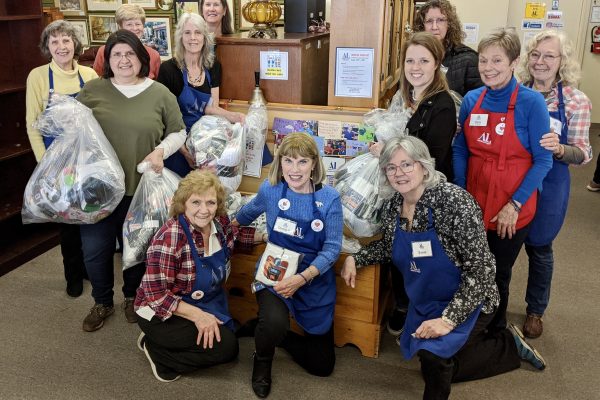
[243, 103, 268, 176]
[121, 162, 181, 270]
[22, 95, 125, 224]
[363, 90, 413, 144]
[333, 153, 393, 237]
[186, 115, 245, 194]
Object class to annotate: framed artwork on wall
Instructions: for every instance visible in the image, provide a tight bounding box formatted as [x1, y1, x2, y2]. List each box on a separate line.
[128, 0, 157, 9]
[55, 0, 86, 17]
[142, 17, 173, 60]
[88, 14, 118, 43]
[86, 0, 123, 12]
[157, 0, 175, 11]
[175, 1, 200, 20]
[69, 19, 91, 48]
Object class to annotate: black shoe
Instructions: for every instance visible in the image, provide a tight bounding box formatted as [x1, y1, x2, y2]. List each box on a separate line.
[236, 318, 259, 338]
[66, 280, 83, 298]
[387, 308, 407, 336]
[252, 352, 272, 398]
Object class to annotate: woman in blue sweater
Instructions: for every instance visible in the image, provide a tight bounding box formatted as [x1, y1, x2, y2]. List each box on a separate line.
[453, 28, 552, 332]
[233, 132, 343, 398]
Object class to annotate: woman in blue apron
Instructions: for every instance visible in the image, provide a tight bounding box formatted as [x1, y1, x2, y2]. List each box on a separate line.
[157, 13, 270, 178]
[342, 136, 546, 399]
[25, 20, 98, 297]
[517, 30, 593, 339]
[234, 133, 343, 398]
[135, 171, 238, 382]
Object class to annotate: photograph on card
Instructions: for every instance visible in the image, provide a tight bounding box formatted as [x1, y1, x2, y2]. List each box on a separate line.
[345, 140, 369, 156]
[342, 122, 360, 140]
[357, 124, 375, 143]
[324, 139, 346, 156]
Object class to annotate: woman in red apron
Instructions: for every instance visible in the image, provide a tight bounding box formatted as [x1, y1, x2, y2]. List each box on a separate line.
[517, 30, 593, 338]
[342, 136, 546, 399]
[135, 171, 239, 382]
[453, 28, 553, 332]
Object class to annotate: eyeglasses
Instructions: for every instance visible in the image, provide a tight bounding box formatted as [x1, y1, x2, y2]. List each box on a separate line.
[110, 51, 137, 60]
[384, 161, 416, 176]
[424, 17, 447, 26]
[529, 51, 561, 62]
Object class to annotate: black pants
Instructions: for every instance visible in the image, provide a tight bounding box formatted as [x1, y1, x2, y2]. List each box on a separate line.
[593, 152, 600, 183]
[418, 312, 521, 400]
[486, 224, 530, 331]
[255, 289, 335, 377]
[387, 261, 409, 310]
[59, 224, 86, 284]
[138, 314, 239, 374]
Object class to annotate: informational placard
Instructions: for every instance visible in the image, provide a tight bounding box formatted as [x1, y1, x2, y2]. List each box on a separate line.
[463, 23, 479, 45]
[523, 31, 538, 46]
[591, 6, 600, 23]
[525, 2, 546, 19]
[546, 10, 564, 29]
[334, 47, 374, 98]
[243, 135, 265, 178]
[522, 19, 544, 30]
[259, 51, 289, 80]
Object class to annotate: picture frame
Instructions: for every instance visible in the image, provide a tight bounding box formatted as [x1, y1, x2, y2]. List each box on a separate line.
[175, 1, 200, 20]
[86, 0, 123, 12]
[157, 0, 175, 12]
[142, 17, 173, 61]
[88, 14, 118, 43]
[128, 0, 157, 9]
[69, 19, 91, 48]
[238, 0, 253, 30]
[55, 0, 86, 17]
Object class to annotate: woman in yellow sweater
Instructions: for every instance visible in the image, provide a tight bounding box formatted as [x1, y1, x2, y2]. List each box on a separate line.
[25, 20, 98, 297]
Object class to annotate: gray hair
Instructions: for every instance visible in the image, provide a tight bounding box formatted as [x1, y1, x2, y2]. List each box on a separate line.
[39, 20, 84, 60]
[173, 13, 215, 70]
[379, 136, 443, 190]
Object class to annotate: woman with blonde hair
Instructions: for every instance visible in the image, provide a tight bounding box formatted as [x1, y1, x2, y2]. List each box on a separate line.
[516, 30, 592, 338]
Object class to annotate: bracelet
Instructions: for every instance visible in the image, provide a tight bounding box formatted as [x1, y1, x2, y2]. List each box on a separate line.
[441, 315, 456, 328]
[509, 199, 521, 213]
[298, 273, 309, 284]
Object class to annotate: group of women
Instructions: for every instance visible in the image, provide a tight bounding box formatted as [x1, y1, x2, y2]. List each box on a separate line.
[25, 0, 592, 398]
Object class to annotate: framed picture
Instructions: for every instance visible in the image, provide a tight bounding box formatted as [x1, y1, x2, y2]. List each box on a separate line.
[69, 19, 91, 48]
[88, 14, 118, 43]
[175, 1, 200, 20]
[128, 0, 156, 9]
[239, 0, 253, 30]
[157, 0, 174, 11]
[55, 0, 86, 16]
[86, 0, 123, 12]
[142, 17, 173, 61]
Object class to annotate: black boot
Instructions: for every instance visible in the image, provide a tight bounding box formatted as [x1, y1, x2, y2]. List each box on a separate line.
[252, 352, 272, 398]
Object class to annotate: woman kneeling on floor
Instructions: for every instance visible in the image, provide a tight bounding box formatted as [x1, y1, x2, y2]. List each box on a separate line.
[135, 170, 238, 382]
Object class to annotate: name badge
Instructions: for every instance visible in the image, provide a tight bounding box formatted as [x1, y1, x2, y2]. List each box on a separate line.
[412, 241, 433, 258]
[273, 217, 297, 236]
[550, 117, 562, 136]
[469, 114, 488, 127]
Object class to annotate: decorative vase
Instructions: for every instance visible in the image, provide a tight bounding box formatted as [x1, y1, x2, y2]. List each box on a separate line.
[242, 0, 282, 39]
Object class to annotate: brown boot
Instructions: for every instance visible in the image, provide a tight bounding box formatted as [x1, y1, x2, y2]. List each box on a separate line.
[523, 314, 543, 339]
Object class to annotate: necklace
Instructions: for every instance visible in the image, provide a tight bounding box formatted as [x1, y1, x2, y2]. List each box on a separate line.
[186, 65, 204, 85]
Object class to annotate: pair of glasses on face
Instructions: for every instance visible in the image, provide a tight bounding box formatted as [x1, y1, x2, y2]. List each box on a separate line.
[384, 161, 416, 176]
[529, 51, 561, 62]
[110, 51, 137, 61]
[424, 17, 447, 26]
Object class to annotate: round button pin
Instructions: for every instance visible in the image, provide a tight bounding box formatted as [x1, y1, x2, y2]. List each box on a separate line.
[191, 290, 204, 300]
[278, 198, 290, 211]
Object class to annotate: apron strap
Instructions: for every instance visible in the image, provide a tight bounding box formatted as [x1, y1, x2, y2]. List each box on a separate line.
[48, 67, 55, 94]
[497, 84, 520, 171]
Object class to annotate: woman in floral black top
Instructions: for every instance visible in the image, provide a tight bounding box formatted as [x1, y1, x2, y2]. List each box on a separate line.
[341, 136, 546, 399]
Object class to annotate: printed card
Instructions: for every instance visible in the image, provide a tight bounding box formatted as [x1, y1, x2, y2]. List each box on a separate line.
[317, 120, 343, 139]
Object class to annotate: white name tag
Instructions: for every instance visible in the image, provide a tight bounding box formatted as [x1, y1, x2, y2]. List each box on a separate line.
[412, 241, 433, 258]
[135, 305, 155, 321]
[550, 117, 562, 136]
[273, 217, 297, 236]
[469, 114, 488, 127]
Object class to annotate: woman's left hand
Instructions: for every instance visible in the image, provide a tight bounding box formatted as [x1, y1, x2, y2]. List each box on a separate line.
[539, 131, 563, 156]
[413, 318, 454, 339]
[143, 148, 164, 173]
[490, 201, 519, 239]
[274, 274, 305, 298]
[235, 112, 246, 124]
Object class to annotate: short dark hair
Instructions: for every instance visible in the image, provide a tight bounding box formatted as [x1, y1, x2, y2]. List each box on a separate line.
[102, 29, 150, 79]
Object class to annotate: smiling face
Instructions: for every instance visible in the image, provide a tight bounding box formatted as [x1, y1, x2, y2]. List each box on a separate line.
[182, 21, 205, 56]
[109, 43, 141, 84]
[404, 44, 437, 97]
[528, 37, 561, 89]
[423, 7, 448, 42]
[184, 190, 218, 234]
[48, 33, 75, 71]
[120, 18, 145, 39]
[478, 44, 518, 90]
[281, 155, 315, 194]
[202, 0, 226, 27]
[385, 148, 425, 198]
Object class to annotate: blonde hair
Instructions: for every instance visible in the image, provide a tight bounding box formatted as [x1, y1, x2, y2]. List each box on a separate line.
[478, 27, 521, 62]
[268, 132, 326, 186]
[115, 4, 146, 26]
[173, 13, 215, 70]
[517, 29, 581, 86]
[169, 170, 226, 218]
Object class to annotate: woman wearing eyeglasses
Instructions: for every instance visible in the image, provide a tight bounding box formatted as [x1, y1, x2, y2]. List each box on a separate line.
[515, 30, 592, 339]
[414, 0, 483, 96]
[342, 136, 546, 400]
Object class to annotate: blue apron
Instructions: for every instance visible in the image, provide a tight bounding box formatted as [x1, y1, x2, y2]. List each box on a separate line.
[525, 82, 570, 247]
[392, 209, 481, 359]
[179, 214, 234, 331]
[164, 69, 213, 178]
[261, 182, 336, 335]
[42, 67, 85, 149]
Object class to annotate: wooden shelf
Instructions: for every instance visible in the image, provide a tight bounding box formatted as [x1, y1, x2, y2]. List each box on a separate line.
[0, 14, 41, 21]
[0, 82, 26, 95]
[0, 145, 32, 162]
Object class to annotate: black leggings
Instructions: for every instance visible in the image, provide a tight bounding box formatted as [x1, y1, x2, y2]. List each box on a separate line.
[255, 289, 335, 377]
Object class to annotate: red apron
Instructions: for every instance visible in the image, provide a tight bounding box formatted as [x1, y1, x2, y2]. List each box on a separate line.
[463, 86, 537, 230]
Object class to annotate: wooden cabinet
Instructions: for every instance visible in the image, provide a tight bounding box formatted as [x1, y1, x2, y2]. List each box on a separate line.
[0, 1, 59, 275]
[216, 28, 330, 105]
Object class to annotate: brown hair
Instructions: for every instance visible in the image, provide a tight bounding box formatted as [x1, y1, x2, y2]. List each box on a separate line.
[268, 132, 326, 186]
[169, 170, 227, 217]
[413, 0, 465, 49]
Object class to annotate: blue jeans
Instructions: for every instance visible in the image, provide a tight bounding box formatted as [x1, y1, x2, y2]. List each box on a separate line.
[524, 243, 554, 316]
[80, 196, 145, 305]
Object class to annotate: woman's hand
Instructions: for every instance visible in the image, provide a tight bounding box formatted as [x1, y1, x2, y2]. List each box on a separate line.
[192, 309, 223, 349]
[232, 112, 246, 124]
[179, 145, 196, 169]
[341, 256, 357, 288]
[369, 142, 383, 157]
[143, 148, 164, 173]
[490, 201, 520, 239]
[413, 318, 454, 339]
[539, 131, 563, 156]
[274, 274, 305, 298]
